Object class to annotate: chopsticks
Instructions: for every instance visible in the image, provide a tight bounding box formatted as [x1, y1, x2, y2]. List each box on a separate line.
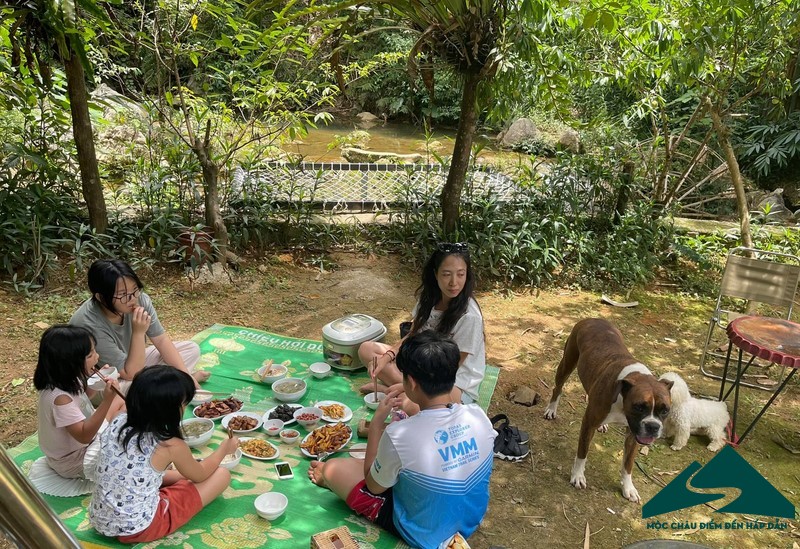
[91, 366, 126, 401]
[372, 357, 378, 403]
[225, 427, 236, 457]
[260, 359, 274, 382]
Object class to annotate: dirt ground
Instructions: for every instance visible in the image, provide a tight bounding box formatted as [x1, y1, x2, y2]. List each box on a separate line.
[1, 252, 800, 548]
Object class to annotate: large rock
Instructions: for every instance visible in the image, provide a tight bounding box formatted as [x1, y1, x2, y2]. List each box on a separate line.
[342, 147, 423, 164]
[356, 112, 379, 121]
[754, 188, 794, 221]
[558, 129, 582, 153]
[92, 83, 148, 118]
[497, 118, 538, 148]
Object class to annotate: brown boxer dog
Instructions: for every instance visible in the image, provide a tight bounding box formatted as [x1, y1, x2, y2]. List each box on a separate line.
[543, 318, 673, 502]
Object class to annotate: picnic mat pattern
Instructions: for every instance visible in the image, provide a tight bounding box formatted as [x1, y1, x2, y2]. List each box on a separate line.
[8, 324, 499, 548]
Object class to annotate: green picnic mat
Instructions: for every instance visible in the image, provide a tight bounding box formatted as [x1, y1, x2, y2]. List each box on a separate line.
[9, 324, 499, 548]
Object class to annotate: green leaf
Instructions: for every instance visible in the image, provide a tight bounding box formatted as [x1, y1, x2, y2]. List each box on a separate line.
[189, 51, 199, 68]
[583, 10, 598, 29]
[599, 12, 616, 32]
[11, 378, 25, 387]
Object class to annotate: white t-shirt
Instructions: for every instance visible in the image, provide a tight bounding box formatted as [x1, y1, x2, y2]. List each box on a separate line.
[413, 298, 486, 401]
[89, 413, 165, 537]
[371, 403, 496, 548]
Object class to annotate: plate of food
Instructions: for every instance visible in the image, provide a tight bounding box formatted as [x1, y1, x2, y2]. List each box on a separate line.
[315, 400, 353, 423]
[264, 404, 302, 426]
[300, 423, 353, 458]
[193, 397, 243, 421]
[221, 412, 263, 434]
[238, 437, 280, 461]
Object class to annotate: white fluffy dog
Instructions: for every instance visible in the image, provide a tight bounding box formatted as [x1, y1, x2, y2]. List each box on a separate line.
[658, 372, 729, 452]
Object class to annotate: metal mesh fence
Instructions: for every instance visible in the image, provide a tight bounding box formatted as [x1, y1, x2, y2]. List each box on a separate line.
[231, 162, 519, 211]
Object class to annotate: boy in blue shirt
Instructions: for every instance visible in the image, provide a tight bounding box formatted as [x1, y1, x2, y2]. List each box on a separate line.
[307, 331, 496, 548]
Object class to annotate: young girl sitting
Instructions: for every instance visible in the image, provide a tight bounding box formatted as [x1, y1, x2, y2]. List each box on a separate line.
[89, 365, 238, 544]
[359, 242, 486, 405]
[33, 325, 125, 481]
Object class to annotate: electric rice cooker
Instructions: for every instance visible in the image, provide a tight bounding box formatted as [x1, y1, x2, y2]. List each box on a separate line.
[322, 314, 387, 371]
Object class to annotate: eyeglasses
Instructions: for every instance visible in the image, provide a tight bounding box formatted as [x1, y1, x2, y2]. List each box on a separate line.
[113, 288, 141, 303]
[437, 242, 469, 254]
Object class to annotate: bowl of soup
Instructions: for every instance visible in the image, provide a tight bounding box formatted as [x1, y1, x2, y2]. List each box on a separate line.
[271, 377, 307, 403]
[180, 418, 215, 447]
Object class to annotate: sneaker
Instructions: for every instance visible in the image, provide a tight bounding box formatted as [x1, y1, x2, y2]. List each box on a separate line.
[493, 431, 530, 462]
[490, 414, 530, 445]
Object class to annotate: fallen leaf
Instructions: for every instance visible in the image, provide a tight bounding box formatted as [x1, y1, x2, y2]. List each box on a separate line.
[33, 321, 49, 330]
[639, 446, 650, 456]
[11, 378, 25, 387]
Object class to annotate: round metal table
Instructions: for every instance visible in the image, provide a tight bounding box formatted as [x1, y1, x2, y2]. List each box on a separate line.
[721, 316, 800, 444]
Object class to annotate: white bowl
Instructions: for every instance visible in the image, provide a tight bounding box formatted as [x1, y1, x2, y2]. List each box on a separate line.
[364, 392, 386, 410]
[181, 418, 215, 447]
[255, 492, 288, 520]
[263, 419, 285, 436]
[279, 428, 300, 445]
[309, 362, 331, 379]
[271, 377, 307, 403]
[191, 390, 214, 406]
[221, 412, 263, 434]
[258, 363, 288, 384]
[293, 406, 323, 429]
[349, 442, 368, 459]
[88, 366, 120, 391]
[219, 448, 242, 470]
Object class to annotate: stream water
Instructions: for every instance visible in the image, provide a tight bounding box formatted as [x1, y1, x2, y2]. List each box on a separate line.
[281, 120, 518, 166]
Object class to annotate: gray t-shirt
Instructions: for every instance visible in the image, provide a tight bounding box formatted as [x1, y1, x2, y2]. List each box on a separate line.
[69, 292, 165, 372]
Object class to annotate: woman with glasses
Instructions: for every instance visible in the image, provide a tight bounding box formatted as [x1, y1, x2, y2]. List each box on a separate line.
[70, 259, 208, 391]
[358, 242, 485, 406]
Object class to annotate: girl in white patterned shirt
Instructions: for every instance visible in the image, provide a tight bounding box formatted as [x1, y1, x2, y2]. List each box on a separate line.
[89, 366, 238, 543]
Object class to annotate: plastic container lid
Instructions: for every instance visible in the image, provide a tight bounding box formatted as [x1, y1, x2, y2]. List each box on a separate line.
[322, 314, 386, 345]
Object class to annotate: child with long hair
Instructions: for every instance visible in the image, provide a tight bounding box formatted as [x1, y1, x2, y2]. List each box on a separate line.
[359, 242, 485, 404]
[33, 325, 125, 481]
[89, 366, 237, 544]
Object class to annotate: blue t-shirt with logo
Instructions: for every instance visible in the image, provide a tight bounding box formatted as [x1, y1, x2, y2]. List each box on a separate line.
[370, 403, 496, 548]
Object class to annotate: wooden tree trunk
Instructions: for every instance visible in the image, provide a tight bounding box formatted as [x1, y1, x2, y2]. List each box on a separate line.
[441, 70, 481, 236]
[64, 50, 107, 233]
[708, 101, 753, 248]
[194, 144, 229, 266]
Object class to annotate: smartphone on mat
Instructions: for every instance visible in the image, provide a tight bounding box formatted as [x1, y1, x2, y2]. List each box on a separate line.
[275, 461, 293, 479]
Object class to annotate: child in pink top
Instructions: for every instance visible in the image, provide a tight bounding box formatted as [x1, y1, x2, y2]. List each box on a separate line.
[34, 325, 125, 479]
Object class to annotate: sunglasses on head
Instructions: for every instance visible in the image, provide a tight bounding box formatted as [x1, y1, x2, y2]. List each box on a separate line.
[437, 242, 469, 254]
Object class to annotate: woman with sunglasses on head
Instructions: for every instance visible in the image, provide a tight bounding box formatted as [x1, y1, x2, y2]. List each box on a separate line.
[359, 242, 485, 407]
[70, 259, 209, 391]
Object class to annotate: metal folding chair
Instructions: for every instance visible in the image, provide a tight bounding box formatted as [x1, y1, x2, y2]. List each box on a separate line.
[699, 246, 800, 391]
